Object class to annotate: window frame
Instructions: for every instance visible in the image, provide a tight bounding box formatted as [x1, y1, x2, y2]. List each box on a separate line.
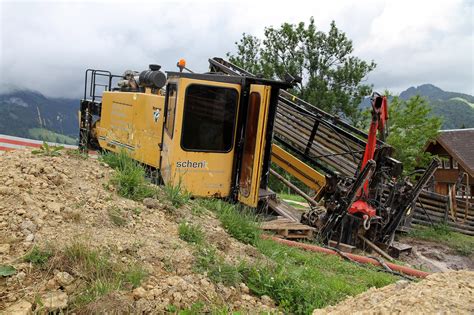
[180, 83, 239, 153]
[443, 158, 451, 169]
[164, 83, 178, 138]
[453, 159, 458, 169]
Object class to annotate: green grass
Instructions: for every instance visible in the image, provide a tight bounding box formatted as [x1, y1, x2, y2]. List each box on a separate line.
[66, 148, 89, 160]
[100, 150, 133, 171]
[199, 199, 261, 245]
[163, 180, 191, 208]
[176, 301, 205, 314]
[190, 204, 206, 216]
[28, 128, 77, 145]
[200, 199, 398, 314]
[277, 193, 309, 209]
[178, 222, 204, 244]
[73, 279, 121, 307]
[240, 239, 396, 313]
[101, 150, 155, 201]
[23, 246, 53, 267]
[31, 141, 64, 156]
[194, 246, 242, 286]
[278, 193, 307, 203]
[408, 224, 474, 256]
[60, 242, 147, 308]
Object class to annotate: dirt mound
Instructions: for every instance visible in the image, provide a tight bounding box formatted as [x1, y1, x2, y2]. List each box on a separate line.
[0, 149, 275, 313]
[313, 270, 474, 314]
[399, 238, 474, 272]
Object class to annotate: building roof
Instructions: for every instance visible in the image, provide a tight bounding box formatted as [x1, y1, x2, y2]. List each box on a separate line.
[428, 129, 474, 177]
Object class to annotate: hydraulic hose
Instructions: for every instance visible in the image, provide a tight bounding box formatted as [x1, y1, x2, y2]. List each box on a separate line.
[261, 235, 430, 278]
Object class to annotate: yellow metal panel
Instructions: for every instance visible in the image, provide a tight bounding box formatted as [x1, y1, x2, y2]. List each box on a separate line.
[238, 85, 271, 207]
[161, 78, 241, 197]
[96, 91, 165, 168]
[271, 144, 326, 193]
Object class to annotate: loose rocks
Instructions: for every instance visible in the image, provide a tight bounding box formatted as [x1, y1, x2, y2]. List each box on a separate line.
[54, 271, 74, 286]
[3, 300, 33, 315]
[143, 198, 161, 209]
[313, 271, 474, 314]
[40, 291, 68, 311]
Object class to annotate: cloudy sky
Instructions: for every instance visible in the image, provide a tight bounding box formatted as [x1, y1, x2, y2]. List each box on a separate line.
[0, 0, 473, 98]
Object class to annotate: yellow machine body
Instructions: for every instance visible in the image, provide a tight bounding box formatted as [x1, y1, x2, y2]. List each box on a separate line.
[160, 78, 242, 198]
[87, 70, 327, 208]
[271, 144, 326, 194]
[96, 91, 165, 168]
[92, 75, 279, 206]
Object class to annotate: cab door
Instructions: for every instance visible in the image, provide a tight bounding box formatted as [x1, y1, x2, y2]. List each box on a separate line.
[238, 84, 271, 207]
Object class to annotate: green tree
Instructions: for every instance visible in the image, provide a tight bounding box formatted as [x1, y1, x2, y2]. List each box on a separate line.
[227, 18, 376, 125]
[386, 95, 442, 175]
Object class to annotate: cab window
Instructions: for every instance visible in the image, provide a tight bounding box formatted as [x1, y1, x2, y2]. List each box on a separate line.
[181, 84, 238, 152]
[165, 83, 177, 137]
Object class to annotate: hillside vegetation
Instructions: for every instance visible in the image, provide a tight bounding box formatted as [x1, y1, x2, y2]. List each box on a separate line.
[1, 83, 472, 145]
[28, 128, 77, 145]
[0, 149, 398, 314]
[400, 84, 474, 129]
[0, 90, 78, 142]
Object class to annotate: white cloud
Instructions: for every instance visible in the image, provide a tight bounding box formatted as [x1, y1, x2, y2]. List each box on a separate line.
[0, 0, 472, 98]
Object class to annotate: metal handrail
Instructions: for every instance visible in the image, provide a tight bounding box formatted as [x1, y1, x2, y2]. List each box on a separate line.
[83, 69, 122, 102]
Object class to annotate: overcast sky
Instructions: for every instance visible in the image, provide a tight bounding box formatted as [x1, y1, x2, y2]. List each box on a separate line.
[0, 0, 473, 98]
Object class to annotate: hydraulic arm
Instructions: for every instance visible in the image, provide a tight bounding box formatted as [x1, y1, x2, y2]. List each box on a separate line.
[349, 93, 388, 219]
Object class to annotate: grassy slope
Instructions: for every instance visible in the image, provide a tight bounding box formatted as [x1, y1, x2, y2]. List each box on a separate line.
[408, 224, 474, 256]
[28, 128, 77, 145]
[200, 199, 398, 314]
[246, 239, 396, 312]
[100, 152, 398, 314]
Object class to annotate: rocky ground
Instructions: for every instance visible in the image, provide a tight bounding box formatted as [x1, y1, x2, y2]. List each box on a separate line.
[313, 270, 474, 314]
[1, 148, 473, 314]
[0, 149, 275, 313]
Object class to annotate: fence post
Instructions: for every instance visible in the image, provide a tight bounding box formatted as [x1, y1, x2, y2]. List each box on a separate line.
[444, 194, 449, 223]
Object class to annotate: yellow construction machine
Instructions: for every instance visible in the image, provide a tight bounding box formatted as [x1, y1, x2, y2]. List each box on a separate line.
[79, 61, 317, 208]
[79, 58, 438, 248]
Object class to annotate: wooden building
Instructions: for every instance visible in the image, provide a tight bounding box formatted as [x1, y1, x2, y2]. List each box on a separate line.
[424, 129, 474, 198]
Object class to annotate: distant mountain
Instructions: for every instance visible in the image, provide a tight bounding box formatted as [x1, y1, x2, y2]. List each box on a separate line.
[0, 90, 78, 144]
[399, 84, 474, 129]
[2, 84, 472, 144]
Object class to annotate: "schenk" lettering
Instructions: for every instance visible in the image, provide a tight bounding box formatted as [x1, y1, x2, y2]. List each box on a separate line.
[176, 160, 208, 168]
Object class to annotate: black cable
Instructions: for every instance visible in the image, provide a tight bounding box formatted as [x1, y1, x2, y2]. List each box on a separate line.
[325, 245, 415, 281]
[368, 255, 415, 281]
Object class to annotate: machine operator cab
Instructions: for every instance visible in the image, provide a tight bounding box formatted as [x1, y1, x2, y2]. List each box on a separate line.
[80, 62, 293, 208]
